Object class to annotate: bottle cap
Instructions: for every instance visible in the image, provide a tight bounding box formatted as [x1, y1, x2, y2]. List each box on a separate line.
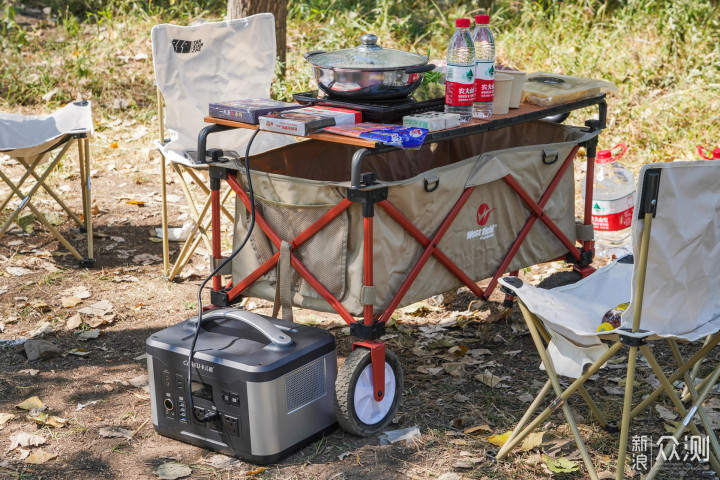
[476, 14, 490, 25]
[455, 18, 471, 28]
[596, 149, 613, 163]
[596, 143, 628, 164]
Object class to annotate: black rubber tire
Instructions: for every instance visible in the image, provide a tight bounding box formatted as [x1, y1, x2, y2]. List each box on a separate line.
[334, 348, 404, 436]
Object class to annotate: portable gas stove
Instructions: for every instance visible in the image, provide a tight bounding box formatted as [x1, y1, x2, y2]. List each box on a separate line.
[292, 83, 445, 123]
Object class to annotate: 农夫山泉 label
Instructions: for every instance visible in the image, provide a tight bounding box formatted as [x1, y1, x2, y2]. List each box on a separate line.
[474, 60, 494, 102]
[591, 192, 634, 231]
[445, 63, 475, 106]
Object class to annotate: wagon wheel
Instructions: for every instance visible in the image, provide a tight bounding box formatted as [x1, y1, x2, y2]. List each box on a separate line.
[334, 348, 404, 436]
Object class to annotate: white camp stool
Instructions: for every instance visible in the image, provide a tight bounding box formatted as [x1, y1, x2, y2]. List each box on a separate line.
[0, 101, 94, 266]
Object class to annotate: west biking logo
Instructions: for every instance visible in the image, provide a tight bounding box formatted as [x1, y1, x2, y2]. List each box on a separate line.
[183, 359, 214, 373]
[467, 203, 497, 241]
[172, 39, 203, 54]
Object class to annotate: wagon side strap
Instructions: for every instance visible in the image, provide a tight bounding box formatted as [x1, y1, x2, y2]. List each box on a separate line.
[271, 241, 293, 322]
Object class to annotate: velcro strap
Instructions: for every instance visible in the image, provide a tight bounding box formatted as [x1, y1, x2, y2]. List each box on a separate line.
[576, 223, 595, 241]
[211, 256, 232, 276]
[360, 285, 376, 306]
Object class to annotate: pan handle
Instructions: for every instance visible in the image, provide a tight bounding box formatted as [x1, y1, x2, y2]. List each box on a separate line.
[405, 63, 436, 74]
[303, 50, 327, 60]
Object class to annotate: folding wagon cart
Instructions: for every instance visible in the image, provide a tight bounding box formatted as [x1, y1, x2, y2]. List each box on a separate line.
[197, 95, 608, 435]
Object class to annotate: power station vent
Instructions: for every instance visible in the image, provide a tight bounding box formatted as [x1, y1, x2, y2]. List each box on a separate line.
[286, 358, 325, 413]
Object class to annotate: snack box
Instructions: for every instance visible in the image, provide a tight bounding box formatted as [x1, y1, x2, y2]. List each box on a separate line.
[208, 98, 303, 124]
[403, 112, 462, 132]
[323, 123, 429, 149]
[259, 106, 361, 136]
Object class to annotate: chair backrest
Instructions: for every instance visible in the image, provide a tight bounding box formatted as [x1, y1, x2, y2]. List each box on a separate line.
[624, 160, 720, 339]
[151, 14, 292, 157]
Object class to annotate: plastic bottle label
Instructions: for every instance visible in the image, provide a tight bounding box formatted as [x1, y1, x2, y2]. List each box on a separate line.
[474, 60, 494, 102]
[445, 64, 475, 106]
[591, 192, 635, 231]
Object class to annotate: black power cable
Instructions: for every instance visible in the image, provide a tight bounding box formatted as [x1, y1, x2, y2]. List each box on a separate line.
[187, 129, 260, 424]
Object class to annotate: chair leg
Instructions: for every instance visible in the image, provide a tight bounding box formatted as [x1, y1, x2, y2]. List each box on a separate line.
[0, 168, 83, 260]
[161, 157, 170, 277]
[616, 345, 639, 480]
[498, 303, 600, 480]
[644, 363, 720, 479]
[0, 143, 72, 237]
[682, 334, 713, 398]
[0, 153, 45, 213]
[502, 379, 553, 450]
[640, 345, 720, 472]
[533, 316, 608, 427]
[630, 332, 720, 419]
[79, 136, 94, 262]
[15, 156, 83, 227]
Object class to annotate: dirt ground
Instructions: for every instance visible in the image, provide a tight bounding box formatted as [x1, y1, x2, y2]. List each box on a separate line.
[0, 145, 718, 480]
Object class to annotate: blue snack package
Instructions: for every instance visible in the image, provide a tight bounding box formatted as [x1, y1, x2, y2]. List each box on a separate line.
[324, 123, 429, 149]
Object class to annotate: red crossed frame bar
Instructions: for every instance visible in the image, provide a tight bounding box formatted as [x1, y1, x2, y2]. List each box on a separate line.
[213, 144, 585, 328]
[212, 146, 587, 402]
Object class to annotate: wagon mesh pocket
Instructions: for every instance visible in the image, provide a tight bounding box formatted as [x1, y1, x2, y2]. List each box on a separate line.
[248, 199, 348, 300]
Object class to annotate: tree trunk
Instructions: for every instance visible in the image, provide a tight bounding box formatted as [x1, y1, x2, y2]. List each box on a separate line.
[227, 0, 287, 77]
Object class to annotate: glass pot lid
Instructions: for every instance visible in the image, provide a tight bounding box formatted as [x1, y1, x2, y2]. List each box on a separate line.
[308, 34, 428, 69]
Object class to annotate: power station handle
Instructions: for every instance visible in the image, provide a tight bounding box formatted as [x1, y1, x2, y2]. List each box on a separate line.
[199, 308, 293, 346]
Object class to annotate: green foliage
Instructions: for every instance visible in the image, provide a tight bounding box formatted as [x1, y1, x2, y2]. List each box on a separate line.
[0, 0, 718, 164]
[1, 4, 27, 50]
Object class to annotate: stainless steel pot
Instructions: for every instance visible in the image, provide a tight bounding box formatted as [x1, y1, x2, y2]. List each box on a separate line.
[304, 34, 436, 101]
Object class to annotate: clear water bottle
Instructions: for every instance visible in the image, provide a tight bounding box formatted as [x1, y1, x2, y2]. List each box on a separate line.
[581, 144, 635, 254]
[472, 14, 495, 119]
[445, 18, 475, 122]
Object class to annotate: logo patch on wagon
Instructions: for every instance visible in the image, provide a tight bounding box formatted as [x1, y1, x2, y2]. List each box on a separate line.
[172, 39, 203, 54]
[467, 203, 497, 241]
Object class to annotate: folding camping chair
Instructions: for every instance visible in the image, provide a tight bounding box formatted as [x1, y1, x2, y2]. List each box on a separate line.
[0, 101, 94, 266]
[152, 14, 294, 280]
[497, 160, 720, 479]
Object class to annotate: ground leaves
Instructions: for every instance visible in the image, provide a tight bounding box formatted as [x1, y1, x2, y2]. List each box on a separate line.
[542, 455, 579, 473]
[15, 396, 43, 411]
[156, 462, 192, 479]
[487, 431, 512, 447]
[8, 432, 46, 450]
[25, 449, 57, 464]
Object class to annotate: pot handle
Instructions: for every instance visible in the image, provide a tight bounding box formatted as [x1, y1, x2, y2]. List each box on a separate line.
[405, 64, 436, 74]
[303, 50, 327, 60]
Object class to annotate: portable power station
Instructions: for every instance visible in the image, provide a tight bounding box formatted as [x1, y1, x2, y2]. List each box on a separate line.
[146, 308, 337, 464]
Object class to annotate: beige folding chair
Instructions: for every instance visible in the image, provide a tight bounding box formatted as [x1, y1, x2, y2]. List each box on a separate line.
[151, 14, 294, 281]
[497, 160, 720, 479]
[0, 101, 94, 267]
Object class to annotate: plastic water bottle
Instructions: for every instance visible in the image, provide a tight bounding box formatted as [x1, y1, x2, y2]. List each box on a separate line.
[698, 145, 720, 159]
[581, 144, 635, 253]
[471, 14, 495, 119]
[445, 18, 475, 122]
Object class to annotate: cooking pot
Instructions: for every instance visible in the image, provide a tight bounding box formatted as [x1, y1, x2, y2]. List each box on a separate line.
[304, 34, 436, 101]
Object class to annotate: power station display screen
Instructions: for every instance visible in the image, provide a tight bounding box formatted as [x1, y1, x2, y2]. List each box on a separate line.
[191, 381, 213, 401]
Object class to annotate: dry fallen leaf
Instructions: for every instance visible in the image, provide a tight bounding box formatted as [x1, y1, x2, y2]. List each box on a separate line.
[156, 462, 192, 479]
[78, 300, 113, 316]
[98, 426, 134, 439]
[29, 413, 66, 428]
[15, 396, 44, 411]
[125, 199, 145, 206]
[67, 348, 91, 357]
[464, 424, 492, 435]
[519, 432, 544, 452]
[65, 314, 83, 330]
[8, 431, 46, 450]
[78, 330, 100, 341]
[0, 413, 15, 425]
[476, 371, 503, 388]
[246, 467, 267, 475]
[61, 296, 82, 308]
[110, 142, 119, 149]
[25, 449, 57, 465]
[487, 430, 513, 447]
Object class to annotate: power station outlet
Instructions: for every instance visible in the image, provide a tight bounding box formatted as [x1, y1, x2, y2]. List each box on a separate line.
[223, 415, 239, 436]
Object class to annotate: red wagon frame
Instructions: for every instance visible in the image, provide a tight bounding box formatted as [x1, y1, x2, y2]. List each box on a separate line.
[201, 96, 607, 406]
